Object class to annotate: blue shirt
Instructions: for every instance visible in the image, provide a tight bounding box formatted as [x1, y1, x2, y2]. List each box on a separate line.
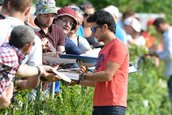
[115, 22, 127, 44]
[65, 37, 83, 55]
[77, 26, 85, 38]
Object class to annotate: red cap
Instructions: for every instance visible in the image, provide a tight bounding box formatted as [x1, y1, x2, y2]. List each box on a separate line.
[57, 7, 77, 29]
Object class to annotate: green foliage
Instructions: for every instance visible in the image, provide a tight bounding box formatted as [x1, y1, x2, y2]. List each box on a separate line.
[127, 45, 170, 115]
[1, 46, 170, 115]
[54, 0, 172, 23]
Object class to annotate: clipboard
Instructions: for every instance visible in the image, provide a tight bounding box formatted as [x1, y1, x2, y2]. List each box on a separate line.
[60, 54, 98, 66]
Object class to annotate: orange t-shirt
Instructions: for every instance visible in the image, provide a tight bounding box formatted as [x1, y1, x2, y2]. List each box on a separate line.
[93, 38, 129, 107]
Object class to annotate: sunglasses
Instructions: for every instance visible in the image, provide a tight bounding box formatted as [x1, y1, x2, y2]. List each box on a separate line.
[91, 25, 101, 33]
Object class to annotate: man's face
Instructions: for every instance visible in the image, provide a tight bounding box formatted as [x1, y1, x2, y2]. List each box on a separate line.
[91, 23, 104, 42]
[54, 16, 75, 35]
[37, 13, 55, 28]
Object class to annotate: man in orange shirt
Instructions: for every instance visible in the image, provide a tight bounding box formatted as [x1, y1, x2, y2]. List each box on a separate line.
[78, 10, 129, 115]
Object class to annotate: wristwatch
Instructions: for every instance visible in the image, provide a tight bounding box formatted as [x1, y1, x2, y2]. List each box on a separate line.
[79, 73, 85, 81]
[35, 66, 41, 76]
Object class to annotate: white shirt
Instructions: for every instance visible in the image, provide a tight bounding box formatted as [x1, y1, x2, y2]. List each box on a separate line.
[156, 27, 172, 77]
[70, 35, 92, 53]
[0, 16, 42, 66]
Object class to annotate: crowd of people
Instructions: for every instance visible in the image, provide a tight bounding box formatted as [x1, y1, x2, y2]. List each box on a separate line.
[0, 0, 172, 115]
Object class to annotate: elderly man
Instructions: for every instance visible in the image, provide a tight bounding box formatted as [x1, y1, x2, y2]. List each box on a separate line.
[0, 25, 36, 107]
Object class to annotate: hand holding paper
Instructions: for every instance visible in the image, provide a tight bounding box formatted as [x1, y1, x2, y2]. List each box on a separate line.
[39, 66, 62, 82]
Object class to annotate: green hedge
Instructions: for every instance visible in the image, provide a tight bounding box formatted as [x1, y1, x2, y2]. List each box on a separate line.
[0, 45, 170, 115]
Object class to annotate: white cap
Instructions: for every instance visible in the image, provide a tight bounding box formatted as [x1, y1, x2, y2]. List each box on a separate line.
[124, 17, 142, 32]
[103, 5, 119, 18]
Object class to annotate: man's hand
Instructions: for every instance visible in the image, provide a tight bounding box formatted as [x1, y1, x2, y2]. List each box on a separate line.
[38, 65, 62, 82]
[15, 80, 27, 90]
[79, 66, 87, 73]
[68, 80, 80, 86]
[41, 73, 62, 83]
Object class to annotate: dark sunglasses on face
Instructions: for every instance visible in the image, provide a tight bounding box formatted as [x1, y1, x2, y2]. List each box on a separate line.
[91, 25, 101, 33]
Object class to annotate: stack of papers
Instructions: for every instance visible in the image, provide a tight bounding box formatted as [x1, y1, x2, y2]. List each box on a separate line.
[51, 63, 137, 83]
[52, 68, 81, 83]
[81, 48, 101, 58]
[52, 69, 72, 83]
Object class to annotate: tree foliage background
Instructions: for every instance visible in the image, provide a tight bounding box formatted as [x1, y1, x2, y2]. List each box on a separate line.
[55, 0, 172, 23]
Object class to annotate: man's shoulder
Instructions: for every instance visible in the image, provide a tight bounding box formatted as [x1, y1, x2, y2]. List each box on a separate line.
[110, 39, 128, 51]
[0, 44, 15, 56]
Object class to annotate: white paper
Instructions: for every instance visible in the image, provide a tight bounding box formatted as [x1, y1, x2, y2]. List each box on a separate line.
[80, 48, 101, 58]
[58, 69, 80, 80]
[52, 69, 72, 83]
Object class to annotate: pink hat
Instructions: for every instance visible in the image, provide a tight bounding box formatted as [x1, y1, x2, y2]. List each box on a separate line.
[57, 7, 77, 29]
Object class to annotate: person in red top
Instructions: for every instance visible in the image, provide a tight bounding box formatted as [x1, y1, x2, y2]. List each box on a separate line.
[77, 10, 129, 115]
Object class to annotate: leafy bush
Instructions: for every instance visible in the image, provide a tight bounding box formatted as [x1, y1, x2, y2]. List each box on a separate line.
[1, 46, 170, 115]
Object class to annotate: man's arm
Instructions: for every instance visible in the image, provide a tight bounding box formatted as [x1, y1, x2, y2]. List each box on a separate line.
[82, 61, 120, 82]
[79, 80, 95, 87]
[15, 64, 40, 78]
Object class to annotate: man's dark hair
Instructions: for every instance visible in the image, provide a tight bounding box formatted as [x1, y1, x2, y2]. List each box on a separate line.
[9, 25, 35, 49]
[9, 0, 32, 12]
[87, 10, 116, 33]
[153, 17, 166, 27]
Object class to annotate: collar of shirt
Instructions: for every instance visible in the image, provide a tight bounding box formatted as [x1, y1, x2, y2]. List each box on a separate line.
[3, 43, 25, 64]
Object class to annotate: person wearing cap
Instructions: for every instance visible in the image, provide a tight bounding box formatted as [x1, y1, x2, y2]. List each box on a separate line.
[68, 5, 92, 53]
[34, 0, 66, 95]
[75, 10, 129, 115]
[103, 5, 127, 45]
[53, 6, 83, 94]
[150, 18, 172, 114]
[54, 6, 83, 55]
[34, 0, 65, 56]
[123, 17, 146, 47]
